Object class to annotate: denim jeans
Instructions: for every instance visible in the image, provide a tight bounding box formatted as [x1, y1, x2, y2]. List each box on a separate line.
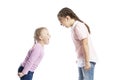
[78, 62, 96, 80]
[18, 66, 34, 80]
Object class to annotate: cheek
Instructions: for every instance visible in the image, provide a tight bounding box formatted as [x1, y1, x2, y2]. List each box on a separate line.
[62, 21, 68, 26]
[59, 19, 66, 25]
[43, 36, 49, 41]
[44, 37, 49, 44]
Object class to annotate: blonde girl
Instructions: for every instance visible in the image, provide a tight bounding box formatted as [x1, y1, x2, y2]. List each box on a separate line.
[18, 27, 50, 80]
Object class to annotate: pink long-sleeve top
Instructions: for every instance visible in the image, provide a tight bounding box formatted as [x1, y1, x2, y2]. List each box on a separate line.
[21, 43, 44, 74]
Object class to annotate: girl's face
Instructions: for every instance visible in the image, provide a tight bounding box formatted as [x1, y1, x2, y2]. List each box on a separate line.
[58, 16, 72, 28]
[39, 29, 51, 45]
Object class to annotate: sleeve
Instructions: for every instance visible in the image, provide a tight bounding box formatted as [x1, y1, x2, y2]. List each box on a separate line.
[22, 45, 41, 74]
[74, 23, 89, 40]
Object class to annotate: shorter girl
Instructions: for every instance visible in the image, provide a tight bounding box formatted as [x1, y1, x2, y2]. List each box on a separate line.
[57, 7, 97, 80]
[18, 27, 50, 80]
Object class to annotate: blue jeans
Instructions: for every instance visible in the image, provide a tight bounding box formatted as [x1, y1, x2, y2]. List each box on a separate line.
[78, 62, 96, 80]
[18, 66, 34, 80]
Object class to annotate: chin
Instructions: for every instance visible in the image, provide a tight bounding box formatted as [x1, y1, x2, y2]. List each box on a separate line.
[45, 42, 49, 45]
[65, 26, 70, 28]
[65, 26, 68, 28]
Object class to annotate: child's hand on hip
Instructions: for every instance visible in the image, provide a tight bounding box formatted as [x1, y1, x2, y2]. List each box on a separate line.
[84, 62, 91, 70]
[18, 72, 25, 78]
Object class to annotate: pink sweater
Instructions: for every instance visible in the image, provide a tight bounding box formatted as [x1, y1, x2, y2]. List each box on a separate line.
[21, 43, 44, 74]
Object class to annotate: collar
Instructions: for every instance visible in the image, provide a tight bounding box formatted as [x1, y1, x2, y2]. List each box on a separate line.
[71, 20, 79, 29]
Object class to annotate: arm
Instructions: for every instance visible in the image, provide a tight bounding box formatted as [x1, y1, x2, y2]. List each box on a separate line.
[81, 38, 91, 70]
[22, 46, 41, 74]
[18, 45, 41, 77]
[74, 23, 90, 70]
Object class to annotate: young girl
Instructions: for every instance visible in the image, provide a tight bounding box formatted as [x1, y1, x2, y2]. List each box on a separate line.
[57, 7, 97, 80]
[18, 27, 50, 80]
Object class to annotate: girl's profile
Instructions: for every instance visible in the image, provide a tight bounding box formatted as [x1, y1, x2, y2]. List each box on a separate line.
[57, 7, 97, 80]
[18, 27, 50, 80]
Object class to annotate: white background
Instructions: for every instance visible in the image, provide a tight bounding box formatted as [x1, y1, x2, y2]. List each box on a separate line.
[0, 0, 120, 80]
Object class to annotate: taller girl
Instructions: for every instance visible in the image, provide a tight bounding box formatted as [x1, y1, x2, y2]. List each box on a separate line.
[57, 7, 97, 80]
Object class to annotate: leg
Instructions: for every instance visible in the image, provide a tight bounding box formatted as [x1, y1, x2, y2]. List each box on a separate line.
[82, 62, 96, 80]
[78, 67, 84, 80]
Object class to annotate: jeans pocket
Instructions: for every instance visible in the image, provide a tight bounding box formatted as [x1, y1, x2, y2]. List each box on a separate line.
[90, 62, 96, 68]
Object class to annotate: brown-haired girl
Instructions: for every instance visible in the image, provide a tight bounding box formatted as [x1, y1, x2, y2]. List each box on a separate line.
[57, 7, 97, 80]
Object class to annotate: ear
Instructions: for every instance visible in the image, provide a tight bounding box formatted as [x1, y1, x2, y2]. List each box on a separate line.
[39, 36, 42, 40]
[66, 16, 70, 21]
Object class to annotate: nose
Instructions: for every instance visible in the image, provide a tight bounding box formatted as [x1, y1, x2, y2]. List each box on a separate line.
[49, 34, 51, 38]
[60, 24, 65, 27]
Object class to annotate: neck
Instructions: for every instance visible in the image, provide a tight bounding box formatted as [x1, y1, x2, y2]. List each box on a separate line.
[70, 19, 76, 27]
[37, 41, 44, 47]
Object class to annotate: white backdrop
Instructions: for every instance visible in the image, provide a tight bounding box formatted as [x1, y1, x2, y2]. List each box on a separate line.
[0, 0, 120, 80]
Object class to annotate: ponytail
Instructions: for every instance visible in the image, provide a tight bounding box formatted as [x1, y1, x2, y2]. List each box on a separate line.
[78, 19, 91, 34]
[34, 39, 36, 44]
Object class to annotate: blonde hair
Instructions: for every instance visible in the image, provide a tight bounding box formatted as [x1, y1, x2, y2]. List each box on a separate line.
[34, 27, 47, 44]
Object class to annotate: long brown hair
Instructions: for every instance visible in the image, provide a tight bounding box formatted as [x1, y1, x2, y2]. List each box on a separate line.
[57, 7, 91, 34]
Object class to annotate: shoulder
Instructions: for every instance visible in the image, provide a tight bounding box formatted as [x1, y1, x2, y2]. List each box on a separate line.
[73, 21, 86, 31]
[76, 21, 85, 28]
[32, 43, 43, 51]
[72, 21, 84, 29]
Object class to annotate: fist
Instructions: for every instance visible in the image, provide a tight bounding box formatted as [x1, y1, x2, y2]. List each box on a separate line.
[18, 72, 24, 78]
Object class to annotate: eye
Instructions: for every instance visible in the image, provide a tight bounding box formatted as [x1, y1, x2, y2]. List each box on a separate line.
[47, 33, 50, 36]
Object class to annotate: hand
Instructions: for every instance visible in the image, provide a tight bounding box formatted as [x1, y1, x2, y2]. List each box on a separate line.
[18, 72, 25, 78]
[84, 62, 91, 70]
